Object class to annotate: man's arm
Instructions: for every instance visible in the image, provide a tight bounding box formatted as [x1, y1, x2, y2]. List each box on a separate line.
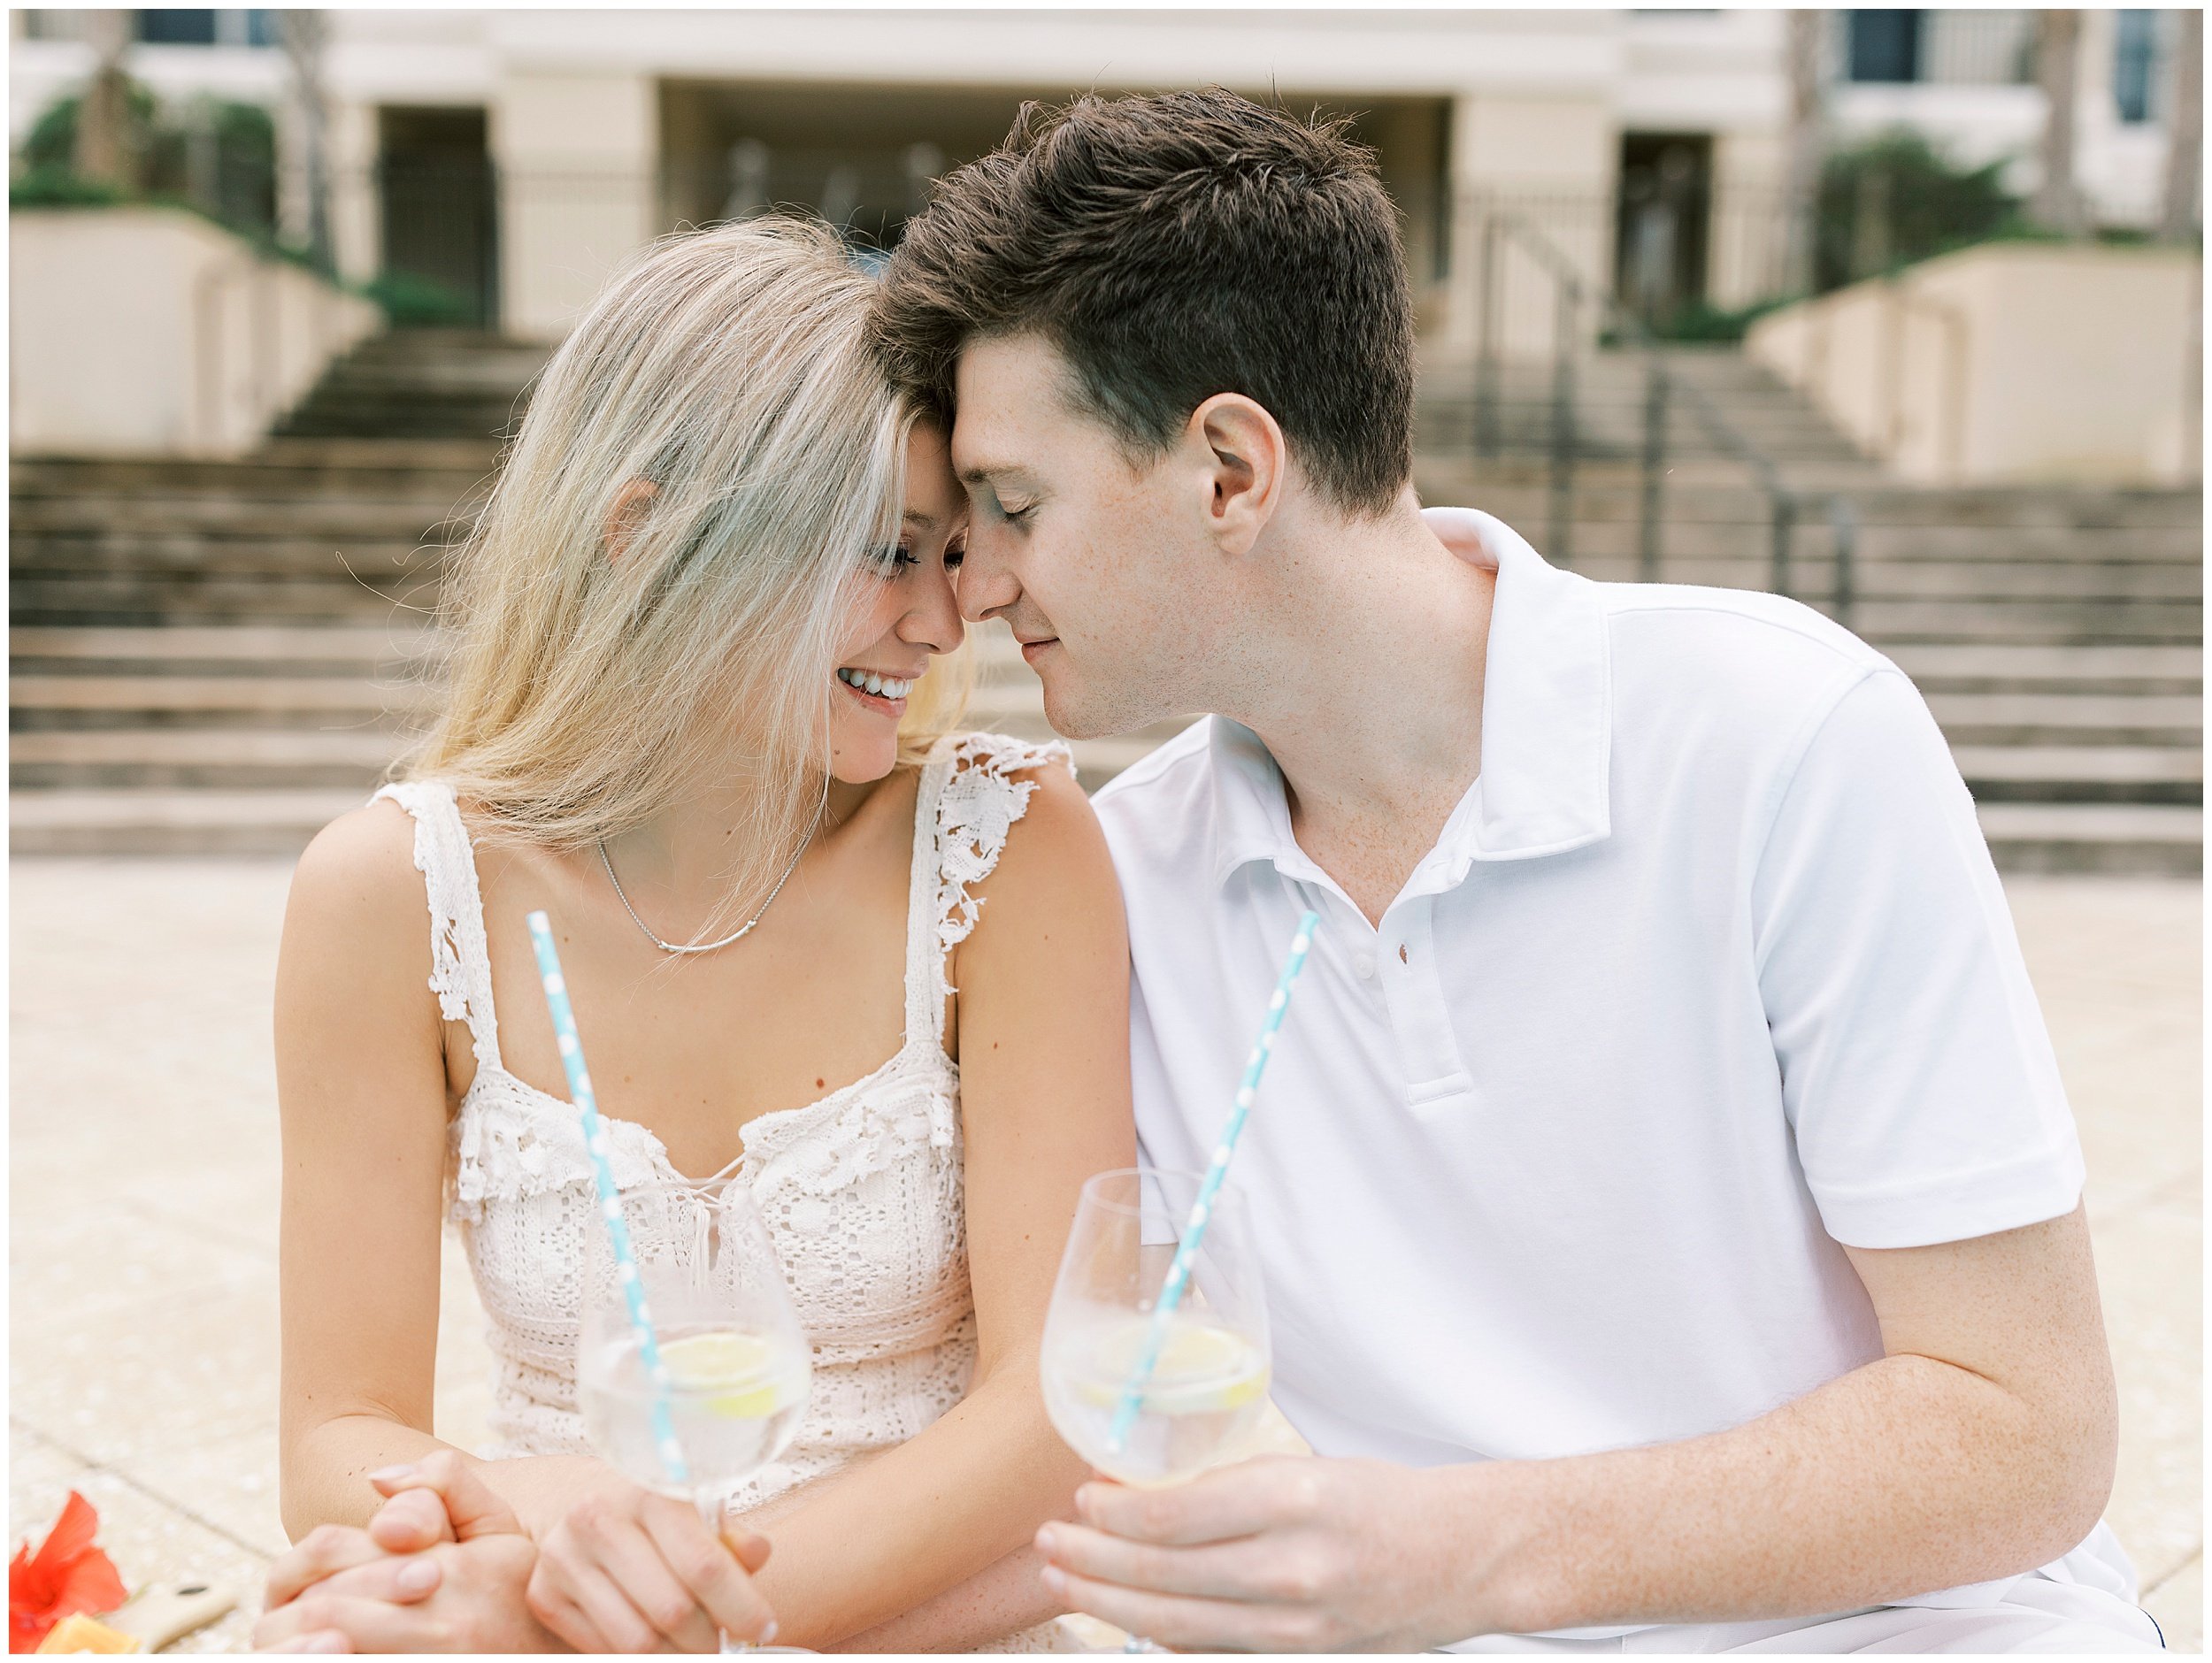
[1034, 1205, 2117, 1652]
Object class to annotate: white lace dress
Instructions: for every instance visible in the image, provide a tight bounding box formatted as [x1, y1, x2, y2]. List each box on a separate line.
[373, 732, 1079, 1651]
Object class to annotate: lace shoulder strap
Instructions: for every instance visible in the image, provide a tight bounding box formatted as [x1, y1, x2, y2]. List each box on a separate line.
[370, 780, 503, 1072]
[905, 732, 1077, 1043]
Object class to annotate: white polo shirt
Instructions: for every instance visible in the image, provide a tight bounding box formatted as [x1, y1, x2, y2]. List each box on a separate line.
[1092, 506, 2129, 1630]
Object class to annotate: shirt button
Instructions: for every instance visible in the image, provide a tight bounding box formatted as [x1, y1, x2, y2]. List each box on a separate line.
[1354, 953, 1378, 979]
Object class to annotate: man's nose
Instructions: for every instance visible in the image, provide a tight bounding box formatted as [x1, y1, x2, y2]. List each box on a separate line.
[956, 527, 1022, 624]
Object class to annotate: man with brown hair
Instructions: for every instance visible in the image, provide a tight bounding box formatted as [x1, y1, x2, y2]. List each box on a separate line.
[875, 88, 2157, 1652]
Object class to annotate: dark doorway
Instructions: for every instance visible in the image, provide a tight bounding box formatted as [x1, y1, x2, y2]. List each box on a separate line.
[1848, 11, 1924, 83]
[1615, 133, 1712, 328]
[377, 106, 498, 328]
[657, 81, 1451, 291]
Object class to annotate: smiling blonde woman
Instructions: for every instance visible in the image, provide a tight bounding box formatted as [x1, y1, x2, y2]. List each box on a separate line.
[259, 217, 1130, 1654]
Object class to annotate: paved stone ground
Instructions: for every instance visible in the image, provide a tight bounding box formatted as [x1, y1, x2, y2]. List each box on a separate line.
[9, 861, 2200, 1653]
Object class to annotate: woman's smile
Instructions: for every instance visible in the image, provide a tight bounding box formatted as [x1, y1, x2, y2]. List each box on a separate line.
[835, 663, 917, 715]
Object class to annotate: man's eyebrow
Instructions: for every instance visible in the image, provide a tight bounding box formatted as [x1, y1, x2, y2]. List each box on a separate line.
[958, 464, 1033, 488]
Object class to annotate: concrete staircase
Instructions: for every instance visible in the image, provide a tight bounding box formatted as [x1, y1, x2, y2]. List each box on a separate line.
[1415, 342, 1887, 482]
[10, 439, 490, 854]
[12, 334, 2200, 871]
[273, 331, 549, 443]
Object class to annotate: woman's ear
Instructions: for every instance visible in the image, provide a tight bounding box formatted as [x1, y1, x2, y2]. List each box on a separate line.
[1190, 394, 1284, 557]
[603, 479, 659, 566]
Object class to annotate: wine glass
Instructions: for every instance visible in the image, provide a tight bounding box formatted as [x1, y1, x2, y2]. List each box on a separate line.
[576, 1176, 813, 1654]
[1041, 1169, 1271, 1651]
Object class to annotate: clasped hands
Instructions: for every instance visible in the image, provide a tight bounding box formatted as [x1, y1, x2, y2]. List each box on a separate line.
[254, 1451, 778, 1654]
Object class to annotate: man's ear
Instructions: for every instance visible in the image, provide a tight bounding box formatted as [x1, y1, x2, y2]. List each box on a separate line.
[1189, 394, 1284, 556]
[603, 479, 659, 566]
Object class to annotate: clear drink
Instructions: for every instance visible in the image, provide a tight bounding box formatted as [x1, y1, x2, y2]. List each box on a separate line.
[578, 1325, 810, 1504]
[580, 1178, 813, 1653]
[1041, 1307, 1271, 1487]
[1041, 1171, 1271, 1652]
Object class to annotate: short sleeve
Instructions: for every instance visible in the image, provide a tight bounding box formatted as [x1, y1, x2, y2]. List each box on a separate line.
[1752, 667, 2084, 1249]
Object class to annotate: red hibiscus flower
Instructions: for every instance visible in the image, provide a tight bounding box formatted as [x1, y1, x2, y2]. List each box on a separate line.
[9, 1492, 127, 1652]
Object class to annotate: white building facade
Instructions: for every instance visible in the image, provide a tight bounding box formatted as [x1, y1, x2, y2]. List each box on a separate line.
[11, 8, 2193, 342]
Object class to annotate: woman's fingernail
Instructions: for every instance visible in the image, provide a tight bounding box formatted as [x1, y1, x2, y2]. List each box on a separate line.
[1041, 1565, 1068, 1597]
[1036, 1525, 1059, 1556]
[757, 1621, 779, 1645]
[395, 1559, 440, 1596]
[304, 1634, 349, 1654]
[367, 1463, 416, 1484]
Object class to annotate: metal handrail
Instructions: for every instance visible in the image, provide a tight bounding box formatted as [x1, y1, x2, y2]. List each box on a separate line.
[1470, 207, 1858, 624]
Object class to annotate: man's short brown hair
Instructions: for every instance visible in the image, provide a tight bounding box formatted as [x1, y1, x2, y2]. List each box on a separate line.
[872, 88, 1415, 517]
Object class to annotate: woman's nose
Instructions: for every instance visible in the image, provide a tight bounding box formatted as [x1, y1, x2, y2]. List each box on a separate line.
[900, 566, 966, 655]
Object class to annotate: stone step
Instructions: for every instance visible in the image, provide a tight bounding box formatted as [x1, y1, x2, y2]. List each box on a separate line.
[1923, 690, 2202, 747]
[273, 332, 548, 445]
[1446, 494, 2207, 556]
[277, 411, 525, 443]
[10, 580, 434, 628]
[1417, 343, 1811, 386]
[305, 363, 541, 395]
[12, 498, 474, 536]
[7, 787, 372, 856]
[1849, 602, 2201, 646]
[1556, 551, 2201, 597]
[10, 726, 404, 790]
[1418, 396, 1863, 435]
[1973, 801, 2204, 875]
[1882, 642, 2201, 693]
[10, 446, 498, 495]
[9, 625, 445, 671]
[13, 539, 447, 583]
[1416, 405, 1870, 465]
[10, 674, 437, 724]
[1423, 461, 2206, 528]
[1420, 432, 1865, 467]
[1954, 745, 2201, 804]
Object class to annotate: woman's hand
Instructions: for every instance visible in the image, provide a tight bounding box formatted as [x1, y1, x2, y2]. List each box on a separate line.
[265, 1451, 505, 1611]
[257, 1454, 558, 1653]
[524, 1483, 779, 1653]
[256, 1534, 554, 1653]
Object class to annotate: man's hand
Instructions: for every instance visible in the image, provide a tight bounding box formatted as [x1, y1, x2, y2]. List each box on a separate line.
[1036, 1457, 1490, 1652]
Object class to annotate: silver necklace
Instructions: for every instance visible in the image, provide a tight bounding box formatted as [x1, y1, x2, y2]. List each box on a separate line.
[596, 808, 820, 956]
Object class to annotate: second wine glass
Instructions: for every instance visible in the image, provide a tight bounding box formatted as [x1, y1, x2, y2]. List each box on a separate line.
[1041, 1168, 1271, 1489]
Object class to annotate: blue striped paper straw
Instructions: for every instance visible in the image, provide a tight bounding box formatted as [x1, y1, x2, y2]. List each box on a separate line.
[1106, 908, 1321, 1453]
[526, 910, 689, 1488]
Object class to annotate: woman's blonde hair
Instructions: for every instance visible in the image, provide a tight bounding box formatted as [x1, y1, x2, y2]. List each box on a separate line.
[401, 216, 970, 927]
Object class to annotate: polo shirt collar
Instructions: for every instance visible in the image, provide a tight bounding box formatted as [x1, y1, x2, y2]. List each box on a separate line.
[1206, 505, 1613, 888]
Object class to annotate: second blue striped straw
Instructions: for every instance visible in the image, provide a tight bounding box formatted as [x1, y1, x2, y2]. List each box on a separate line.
[526, 909, 690, 1488]
[1106, 908, 1321, 1453]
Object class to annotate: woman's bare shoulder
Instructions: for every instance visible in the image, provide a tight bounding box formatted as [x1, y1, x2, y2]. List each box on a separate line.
[284, 795, 434, 962]
[964, 741, 1120, 922]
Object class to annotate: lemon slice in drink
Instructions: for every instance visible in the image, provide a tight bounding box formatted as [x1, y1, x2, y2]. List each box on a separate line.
[1081, 1321, 1267, 1415]
[660, 1332, 787, 1420]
